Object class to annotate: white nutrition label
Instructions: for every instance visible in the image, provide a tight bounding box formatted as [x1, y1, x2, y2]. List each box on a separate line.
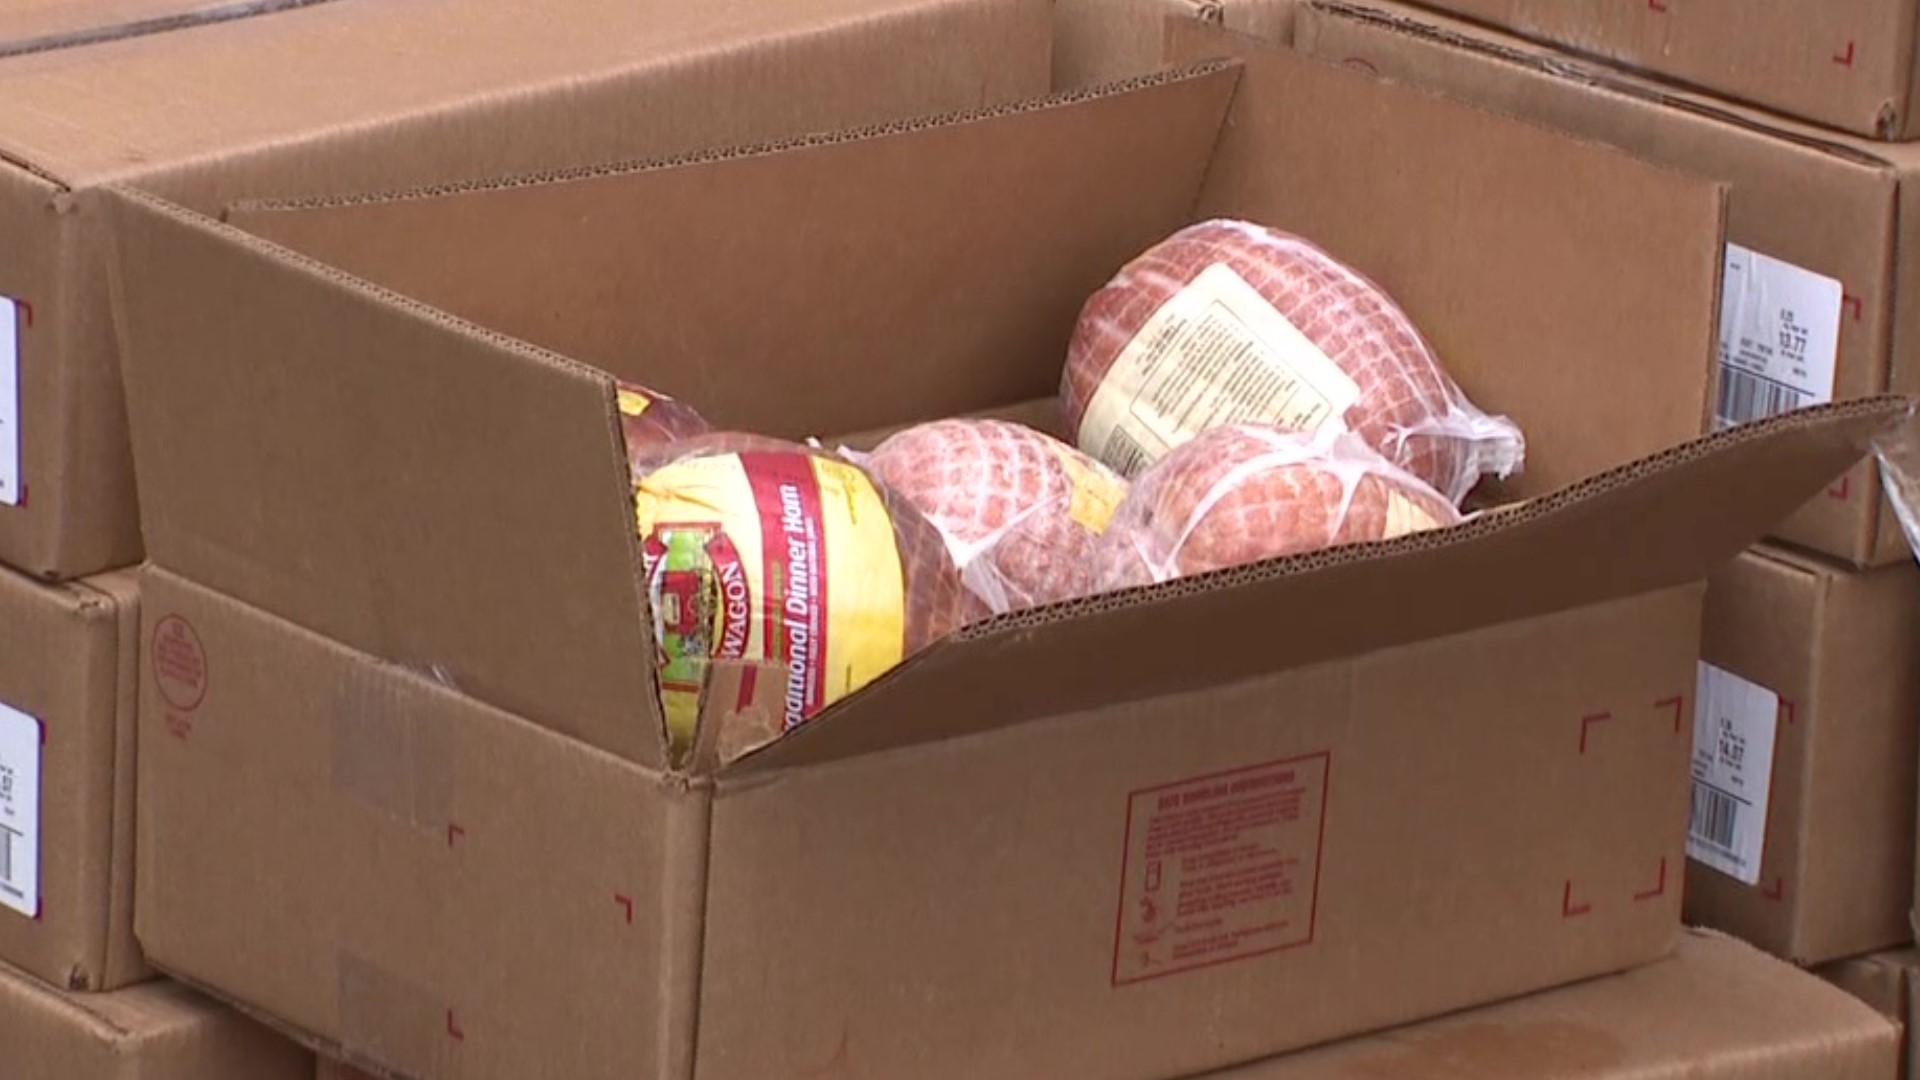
[1714, 244, 1843, 430]
[0, 701, 39, 918]
[0, 297, 17, 507]
[1078, 263, 1361, 477]
[1688, 663, 1780, 887]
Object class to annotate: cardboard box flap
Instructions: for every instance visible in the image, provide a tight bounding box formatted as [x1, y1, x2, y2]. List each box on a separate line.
[104, 186, 669, 768]
[728, 397, 1910, 774]
[1177, 20, 1730, 494]
[0, 0, 325, 60]
[223, 64, 1240, 441]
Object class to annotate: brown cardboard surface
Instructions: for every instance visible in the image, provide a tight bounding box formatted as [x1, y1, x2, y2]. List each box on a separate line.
[1822, 949, 1920, 1080]
[1, 962, 313, 1080]
[140, 566, 1706, 1080]
[1688, 547, 1920, 965]
[1052, 0, 1298, 88]
[1399, 0, 1920, 140]
[0, 0, 1051, 581]
[1293, 0, 1920, 568]
[0, 0, 252, 47]
[112, 26, 1913, 1080]
[1212, 930, 1898, 1079]
[0, 565, 144, 991]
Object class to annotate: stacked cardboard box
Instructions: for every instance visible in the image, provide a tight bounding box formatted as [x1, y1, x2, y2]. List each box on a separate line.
[89, 11, 1904, 1077]
[0, 0, 1052, 1070]
[1273, 0, 1920, 980]
[321, 931, 1897, 1078]
[1822, 949, 1920, 1078]
[1692, 548, 1920, 964]
[0, 958, 313, 1080]
[1400, 0, 1920, 140]
[1216, 931, 1897, 1079]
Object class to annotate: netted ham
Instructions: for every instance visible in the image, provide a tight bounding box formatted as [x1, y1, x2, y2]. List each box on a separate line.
[864, 419, 1128, 612]
[1097, 424, 1462, 589]
[632, 435, 986, 755]
[1062, 218, 1524, 505]
[614, 378, 712, 477]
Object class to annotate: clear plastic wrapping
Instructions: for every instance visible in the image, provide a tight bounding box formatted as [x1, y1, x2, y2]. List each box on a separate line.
[629, 434, 986, 753]
[613, 378, 713, 478]
[1096, 424, 1464, 589]
[1063, 218, 1525, 506]
[1876, 413, 1920, 564]
[860, 418, 1129, 613]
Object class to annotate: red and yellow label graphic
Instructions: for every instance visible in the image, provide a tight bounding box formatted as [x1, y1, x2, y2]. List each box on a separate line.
[634, 452, 908, 750]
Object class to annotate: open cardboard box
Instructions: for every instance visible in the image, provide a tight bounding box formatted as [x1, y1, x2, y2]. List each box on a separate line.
[107, 24, 1907, 1080]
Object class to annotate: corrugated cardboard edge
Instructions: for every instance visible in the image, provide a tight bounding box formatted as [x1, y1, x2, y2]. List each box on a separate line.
[70, 570, 146, 991]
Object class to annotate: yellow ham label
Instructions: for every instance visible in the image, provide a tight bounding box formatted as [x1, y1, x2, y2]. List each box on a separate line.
[1042, 442, 1127, 535]
[616, 387, 657, 419]
[633, 452, 907, 751]
[1381, 489, 1445, 540]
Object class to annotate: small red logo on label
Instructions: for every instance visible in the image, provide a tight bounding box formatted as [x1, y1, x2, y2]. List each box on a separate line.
[151, 615, 209, 712]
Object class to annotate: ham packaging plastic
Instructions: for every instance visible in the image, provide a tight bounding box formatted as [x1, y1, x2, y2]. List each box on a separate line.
[1097, 424, 1463, 590]
[1062, 218, 1525, 505]
[864, 419, 1128, 612]
[613, 378, 712, 477]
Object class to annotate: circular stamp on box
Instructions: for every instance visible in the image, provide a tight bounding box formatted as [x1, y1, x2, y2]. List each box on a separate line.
[152, 614, 208, 712]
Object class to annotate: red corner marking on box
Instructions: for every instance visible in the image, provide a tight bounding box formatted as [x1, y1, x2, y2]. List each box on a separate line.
[1578, 711, 1612, 754]
[1828, 474, 1851, 501]
[1835, 40, 1857, 67]
[446, 1009, 464, 1041]
[1633, 857, 1668, 901]
[1844, 294, 1864, 321]
[15, 301, 31, 328]
[614, 893, 634, 924]
[1656, 695, 1685, 734]
[1762, 877, 1786, 902]
[1647, 0, 1667, 11]
[1562, 880, 1592, 918]
[735, 665, 759, 711]
[1780, 698, 1797, 726]
[446, 823, 465, 848]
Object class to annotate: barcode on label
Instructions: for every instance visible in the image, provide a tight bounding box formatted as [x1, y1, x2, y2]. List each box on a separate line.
[1689, 782, 1741, 854]
[1101, 427, 1152, 479]
[1716, 364, 1810, 428]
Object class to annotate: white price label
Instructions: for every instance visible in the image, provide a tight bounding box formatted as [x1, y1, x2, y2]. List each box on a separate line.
[0, 701, 40, 918]
[1714, 245, 1843, 430]
[1687, 663, 1780, 886]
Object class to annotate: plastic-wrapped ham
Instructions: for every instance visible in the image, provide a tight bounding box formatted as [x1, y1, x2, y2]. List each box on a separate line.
[613, 378, 712, 478]
[864, 418, 1128, 612]
[1096, 424, 1462, 589]
[631, 435, 986, 756]
[1062, 218, 1525, 505]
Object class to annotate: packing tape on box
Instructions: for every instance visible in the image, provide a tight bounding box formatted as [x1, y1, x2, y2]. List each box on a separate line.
[329, 662, 454, 834]
[339, 951, 451, 1080]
